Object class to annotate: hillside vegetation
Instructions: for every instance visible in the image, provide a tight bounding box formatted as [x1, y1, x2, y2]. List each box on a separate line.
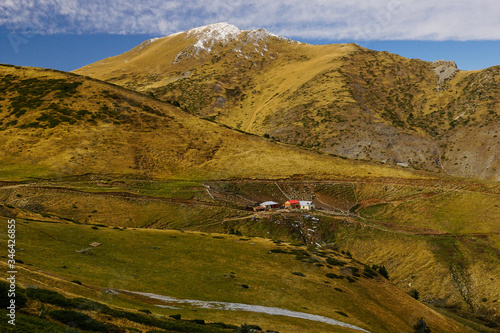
[0, 220, 480, 333]
[0, 41, 499, 332]
[75, 23, 500, 180]
[0, 64, 422, 181]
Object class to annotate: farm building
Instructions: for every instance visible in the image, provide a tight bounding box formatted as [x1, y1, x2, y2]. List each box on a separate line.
[253, 205, 266, 212]
[260, 201, 280, 210]
[299, 201, 315, 211]
[284, 200, 300, 209]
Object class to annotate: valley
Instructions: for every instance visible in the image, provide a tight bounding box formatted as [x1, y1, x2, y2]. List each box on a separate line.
[0, 23, 499, 333]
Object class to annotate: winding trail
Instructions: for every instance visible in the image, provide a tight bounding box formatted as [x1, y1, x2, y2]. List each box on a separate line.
[127, 291, 370, 332]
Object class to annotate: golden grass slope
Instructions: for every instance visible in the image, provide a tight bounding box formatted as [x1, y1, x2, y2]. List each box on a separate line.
[74, 24, 500, 180]
[0, 64, 429, 182]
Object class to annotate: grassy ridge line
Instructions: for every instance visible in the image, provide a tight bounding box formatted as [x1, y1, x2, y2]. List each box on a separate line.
[0, 64, 434, 182]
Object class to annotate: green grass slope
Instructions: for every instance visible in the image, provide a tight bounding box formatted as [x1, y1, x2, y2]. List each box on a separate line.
[0, 219, 477, 333]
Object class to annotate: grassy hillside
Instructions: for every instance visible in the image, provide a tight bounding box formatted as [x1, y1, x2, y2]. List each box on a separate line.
[0, 64, 425, 182]
[1, 61, 499, 332]
[1, 176, 498, 330]
[0, 219, 480, 333]
[74, 24, 500, 180]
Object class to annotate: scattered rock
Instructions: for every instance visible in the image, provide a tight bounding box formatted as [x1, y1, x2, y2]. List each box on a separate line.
[105, 289, 119, 295]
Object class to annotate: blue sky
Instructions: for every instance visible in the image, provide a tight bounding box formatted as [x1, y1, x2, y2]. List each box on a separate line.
[0, 0, 499, 71]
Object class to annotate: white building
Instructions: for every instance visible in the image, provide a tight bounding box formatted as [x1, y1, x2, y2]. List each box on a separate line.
[260, 201, 279, 209]
[299, 201, 315, 211]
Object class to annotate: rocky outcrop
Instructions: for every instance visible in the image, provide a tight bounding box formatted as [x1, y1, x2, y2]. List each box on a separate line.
[432, 60, 459, 90]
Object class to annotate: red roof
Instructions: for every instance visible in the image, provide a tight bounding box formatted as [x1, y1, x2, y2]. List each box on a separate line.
[286, 200, 299, 204]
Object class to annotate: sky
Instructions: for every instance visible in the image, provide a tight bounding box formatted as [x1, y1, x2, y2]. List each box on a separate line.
[0, 0, 499, 71]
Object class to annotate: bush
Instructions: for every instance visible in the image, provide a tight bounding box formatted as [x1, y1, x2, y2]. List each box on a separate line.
[326, 258, 346, 266]
[413, 318, 431, 333]
[49, 309, 109, 332]
[409, 289, 419, 300]
[362, 265, 377, 279]
[325, 273, 343, 279]
[0, 281, 28, 309]
[26, 288, 75, 308]
[71, 298, 111, 312]
[291, 249, 311, 260]
[335, 311, 348, 317]
[292, 272, 305, 277]
[269, 248, 288, 254]
[372, 264, 389, 279]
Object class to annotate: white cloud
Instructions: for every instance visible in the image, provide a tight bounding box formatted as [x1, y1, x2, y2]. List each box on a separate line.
[0, 0, 499, 40]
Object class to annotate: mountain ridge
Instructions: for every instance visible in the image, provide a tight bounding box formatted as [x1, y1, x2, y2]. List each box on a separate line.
[74, 23, 500, 181]
[1, 63, 499, 331]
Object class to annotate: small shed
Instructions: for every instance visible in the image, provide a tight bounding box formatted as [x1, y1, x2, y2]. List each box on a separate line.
[284, 200, 300, 209]
[253, 205, 266, 212]
[260, 201, 279, 210]
[299, 201, 315, 211]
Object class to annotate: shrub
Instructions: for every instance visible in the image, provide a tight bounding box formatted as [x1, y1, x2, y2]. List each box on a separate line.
[292, 272, 305, 277]
[372, 264, 389, 279]
[326, 258, 346, 266]
[409, 289, 419, 300]
[71, 280, 82, 285]
[26, 288, 75, 308]
[362, 265, 378, 279]
[71, 298, 111, 312]
[0, 281, 27, 309]
[49, 309, 109, 332]
[378, 265, 389, 279]
[413, 318, 431, 333]
[290, 249, 311, 260]
[269, 248, 288, 254]
[346, 276, 356, 283]
[325, 273, 343, 279]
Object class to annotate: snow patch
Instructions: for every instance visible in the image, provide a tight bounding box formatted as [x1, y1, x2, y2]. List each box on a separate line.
[130, 291, 370, 332]
[138, 37, 162, 50]
[173, 22, 294, 63]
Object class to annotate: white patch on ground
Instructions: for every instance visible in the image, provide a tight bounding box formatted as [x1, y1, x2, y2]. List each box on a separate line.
[129, 291, 370, 332]
[138, 37, 162, 50]
[172, 22, 296, 63]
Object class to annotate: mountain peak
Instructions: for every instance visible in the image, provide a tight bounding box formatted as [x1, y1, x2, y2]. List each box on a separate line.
[172, 22, 293, 63]
[188, 22, 242, 42]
